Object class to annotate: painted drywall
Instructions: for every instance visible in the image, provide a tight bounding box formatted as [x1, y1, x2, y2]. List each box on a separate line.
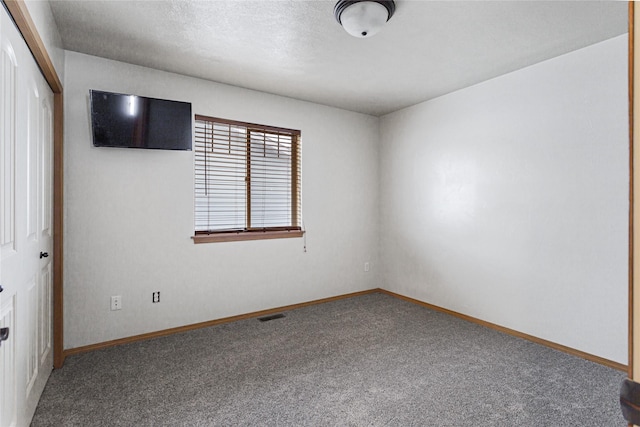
[23, 0, 64, 81]
[63, 51, 380, 349]
[380, 35, 628, 364]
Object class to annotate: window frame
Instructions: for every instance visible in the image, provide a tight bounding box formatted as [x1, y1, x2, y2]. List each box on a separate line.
[192, 114, 303, 244]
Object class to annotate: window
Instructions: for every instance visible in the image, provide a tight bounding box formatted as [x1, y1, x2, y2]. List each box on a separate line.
[193, 115, 302, 243]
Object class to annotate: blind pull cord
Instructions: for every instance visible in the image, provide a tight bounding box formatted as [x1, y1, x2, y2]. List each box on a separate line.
[301, 216, 307, 253]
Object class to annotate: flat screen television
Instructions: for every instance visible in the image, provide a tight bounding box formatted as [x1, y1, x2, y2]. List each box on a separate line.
[90, 89, 192, 150]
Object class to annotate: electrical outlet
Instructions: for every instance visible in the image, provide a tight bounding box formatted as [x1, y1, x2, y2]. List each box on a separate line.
[152, 291, 160, 303]
[110, 295, 122, 311]
[364, 262, 370, 272]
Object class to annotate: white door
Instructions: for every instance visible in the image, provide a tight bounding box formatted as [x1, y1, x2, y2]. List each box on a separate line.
[0, 6, 18, 425]
[0, 5, 54, 426]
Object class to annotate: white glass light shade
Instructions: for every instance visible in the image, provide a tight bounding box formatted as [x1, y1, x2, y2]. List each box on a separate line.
[339, 1, 390, 38]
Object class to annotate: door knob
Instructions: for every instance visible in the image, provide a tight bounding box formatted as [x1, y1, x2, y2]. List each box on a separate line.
[0, 327, 8, 346]
[40, 252, 48, 259]
[621, 379, 640, 424]
[0, 285, 3, 293]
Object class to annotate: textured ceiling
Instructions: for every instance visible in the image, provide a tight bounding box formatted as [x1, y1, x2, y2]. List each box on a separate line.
[49, 1, 628, 116]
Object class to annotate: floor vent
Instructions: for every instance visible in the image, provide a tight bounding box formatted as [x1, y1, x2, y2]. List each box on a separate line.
[258, 313, 286, 322]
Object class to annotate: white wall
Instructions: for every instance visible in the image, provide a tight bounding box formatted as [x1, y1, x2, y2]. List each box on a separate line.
[64, 35, 628, 363]
[23, 0, 64, 81]
[63, 51, 380, 349]
[380, 35, 628, 364]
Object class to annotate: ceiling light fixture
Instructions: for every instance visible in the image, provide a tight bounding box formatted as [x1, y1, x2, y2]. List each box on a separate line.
[334, 0, 396, 38]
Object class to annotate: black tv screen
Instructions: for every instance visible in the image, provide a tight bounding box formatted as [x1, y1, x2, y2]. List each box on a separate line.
[90, 90, 192, 150]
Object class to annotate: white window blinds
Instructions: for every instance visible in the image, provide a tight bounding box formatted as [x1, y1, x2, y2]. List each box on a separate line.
[194, 115, 301, 236]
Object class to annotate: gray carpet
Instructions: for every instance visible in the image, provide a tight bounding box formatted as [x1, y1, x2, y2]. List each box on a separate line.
[32, 293, 626, 426]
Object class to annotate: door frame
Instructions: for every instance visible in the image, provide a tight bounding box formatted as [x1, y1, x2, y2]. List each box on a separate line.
[2, 0, 64, 368]
[630, 1, 634, 383]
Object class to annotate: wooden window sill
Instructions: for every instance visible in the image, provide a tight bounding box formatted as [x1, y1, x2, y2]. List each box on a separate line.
[192, 230, 304, 244]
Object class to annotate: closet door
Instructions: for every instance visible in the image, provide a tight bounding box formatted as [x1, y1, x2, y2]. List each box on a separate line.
[0, 5, 54, 426]
[0, 6, 18, 425]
